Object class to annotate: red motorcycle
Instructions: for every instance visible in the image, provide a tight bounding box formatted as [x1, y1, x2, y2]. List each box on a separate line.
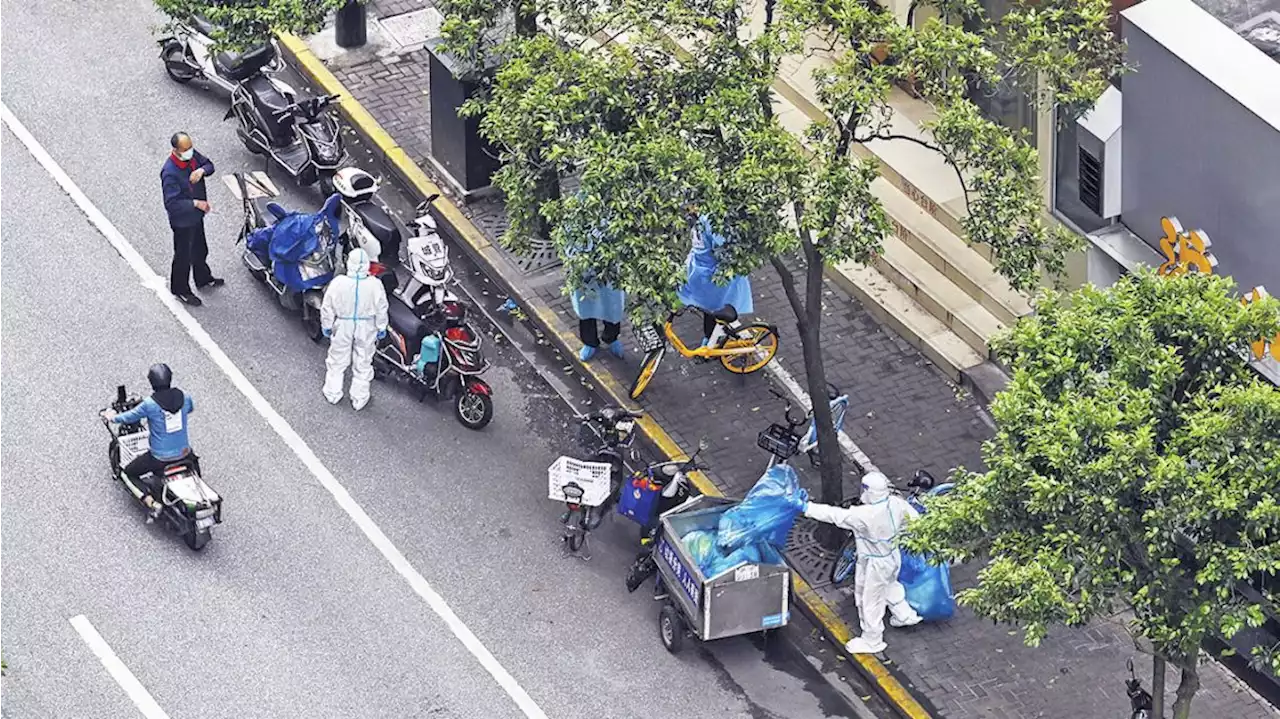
[372, 296, 494, 429]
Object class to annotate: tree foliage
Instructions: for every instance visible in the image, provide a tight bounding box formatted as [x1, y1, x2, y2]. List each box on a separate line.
[906, 270, 1280, 718]
[153, 0, 348, 51]
[441, 0, 1124, 506]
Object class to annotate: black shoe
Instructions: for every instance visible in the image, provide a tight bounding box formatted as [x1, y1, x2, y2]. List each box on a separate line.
[197, 277, 225, 289]
[173, 292, 203, 307]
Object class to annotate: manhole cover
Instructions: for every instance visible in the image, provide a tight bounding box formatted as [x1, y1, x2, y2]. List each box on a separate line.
[466, 200, 563, 275]
[378, 8, 445, 51]
[786, 517, 841, 590]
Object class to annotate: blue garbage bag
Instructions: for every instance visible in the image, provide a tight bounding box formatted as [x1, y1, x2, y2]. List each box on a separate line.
[677, 216, 754, 315]
[716, 465, 803, 552]
[681, 530, 719, 573]
[900, 551, 955, 622]
[703, 542, 763, 578]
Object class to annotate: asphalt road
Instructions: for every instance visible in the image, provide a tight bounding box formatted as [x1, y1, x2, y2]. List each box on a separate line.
[0, 2, 866, 718]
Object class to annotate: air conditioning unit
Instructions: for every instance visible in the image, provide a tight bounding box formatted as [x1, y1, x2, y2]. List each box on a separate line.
[1076, 85, 1123, 220]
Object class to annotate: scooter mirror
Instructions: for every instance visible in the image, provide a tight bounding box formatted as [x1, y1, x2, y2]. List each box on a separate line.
[1127, 657, 1135, 674]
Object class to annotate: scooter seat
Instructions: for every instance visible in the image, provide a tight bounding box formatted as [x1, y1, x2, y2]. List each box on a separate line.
[388, 297, 429, 359]
[352, 202, 402, 265]
[213, 43, 277, 83]
[189, 15, 218, 38]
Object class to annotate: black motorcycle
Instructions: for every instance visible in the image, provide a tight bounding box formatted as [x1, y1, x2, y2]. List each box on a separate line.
[373, 296, 495, 429]
[101, 386, 223, 551]
[226, 75, 347, 194]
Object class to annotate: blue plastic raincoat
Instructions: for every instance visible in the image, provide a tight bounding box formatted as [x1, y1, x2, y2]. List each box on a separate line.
[677, 216, 753, 315]
[566, 225, 626, 323]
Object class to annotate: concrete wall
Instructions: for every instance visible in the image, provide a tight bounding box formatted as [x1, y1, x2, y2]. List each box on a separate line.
[1120, 3, 1280, 293]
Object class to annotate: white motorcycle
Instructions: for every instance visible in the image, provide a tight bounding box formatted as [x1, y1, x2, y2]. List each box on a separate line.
[158, 15, 284, 94]
[102, 385, 223, 551]
[396, 193, 458, 318]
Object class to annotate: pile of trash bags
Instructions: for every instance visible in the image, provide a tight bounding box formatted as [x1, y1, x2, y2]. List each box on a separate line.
[678, 465, 802, 578]
[900, 550, 955, 622]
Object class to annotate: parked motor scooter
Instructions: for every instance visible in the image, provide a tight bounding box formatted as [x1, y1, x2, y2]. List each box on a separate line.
[396, 193, 458, 317]
[101, 385, 223, 551]
[225, 76, 347, 195]
[332, 167, 403, 271]
[233, 172, 342, 342]
[158, 15, 285, 94]
[372, 296, 495, 429]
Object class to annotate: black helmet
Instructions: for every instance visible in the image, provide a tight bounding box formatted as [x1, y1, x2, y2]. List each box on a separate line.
[148, 363, 173, 391]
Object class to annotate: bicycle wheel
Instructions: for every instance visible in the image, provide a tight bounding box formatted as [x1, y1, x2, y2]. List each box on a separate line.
[830, 535, 858, 586]
[629, 347, 666, 399]
[720, 324, 779, 374]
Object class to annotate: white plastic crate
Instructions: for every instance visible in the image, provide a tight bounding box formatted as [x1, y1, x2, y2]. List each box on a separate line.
[547, 456, 613, 507]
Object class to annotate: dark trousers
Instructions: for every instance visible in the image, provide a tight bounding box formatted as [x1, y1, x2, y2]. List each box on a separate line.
[702, 312, 717, 339]
[124, 451, 200, 496]
[171, 222, 214, 295]
[579, 319, 620, 348]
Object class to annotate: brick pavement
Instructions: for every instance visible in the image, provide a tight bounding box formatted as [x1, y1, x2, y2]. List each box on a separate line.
[307, 6, 1277, 716]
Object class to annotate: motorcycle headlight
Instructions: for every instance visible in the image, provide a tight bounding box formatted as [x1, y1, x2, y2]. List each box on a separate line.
[427, 266, 447, 280]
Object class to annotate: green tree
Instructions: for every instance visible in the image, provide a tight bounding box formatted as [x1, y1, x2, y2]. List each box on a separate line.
[906, 270, 1280, 719]
[443, 0, 1123, 519]
[154, 0, 347, 51]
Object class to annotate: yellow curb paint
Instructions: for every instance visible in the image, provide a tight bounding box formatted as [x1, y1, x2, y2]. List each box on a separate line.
[277, 30, 931, 719]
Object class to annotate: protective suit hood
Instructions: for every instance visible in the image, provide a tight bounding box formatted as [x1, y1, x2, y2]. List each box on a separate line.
[860, 471, 891, 505]
[346, 248, 370, 279]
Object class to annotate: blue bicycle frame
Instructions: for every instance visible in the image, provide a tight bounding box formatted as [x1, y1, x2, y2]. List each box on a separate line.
[798, 393, 849, 454]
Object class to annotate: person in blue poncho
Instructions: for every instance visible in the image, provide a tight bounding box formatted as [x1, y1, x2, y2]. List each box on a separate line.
[568, 225, 626, 361]
[678, 216, 753, 346]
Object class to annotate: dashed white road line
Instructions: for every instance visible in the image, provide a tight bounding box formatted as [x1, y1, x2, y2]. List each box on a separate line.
[1, 103, 549, 719]
[69, 615, 172, 719]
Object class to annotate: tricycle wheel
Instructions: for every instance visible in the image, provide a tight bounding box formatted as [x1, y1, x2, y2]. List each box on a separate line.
[108, 439, 121, 479]
[659, 604, 685, 654]
[184, 528, 211, 552]
[303, 311, 325, 344]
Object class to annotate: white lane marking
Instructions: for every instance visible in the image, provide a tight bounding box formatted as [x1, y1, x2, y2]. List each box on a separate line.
[2, 105, 549, 719]
[763, 361, 880, 474]
[69, 615, 172, 719]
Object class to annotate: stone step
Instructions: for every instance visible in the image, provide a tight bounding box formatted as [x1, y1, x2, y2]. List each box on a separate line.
[874, 178, 1032, 327]
[873, 234, 1006, 356]
[827, 261, 987, 382]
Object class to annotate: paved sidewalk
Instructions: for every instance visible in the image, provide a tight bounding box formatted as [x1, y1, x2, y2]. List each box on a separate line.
[298, 4, 1277, 717]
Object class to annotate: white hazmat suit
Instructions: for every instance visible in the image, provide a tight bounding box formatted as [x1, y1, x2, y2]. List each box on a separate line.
[803, 472, 921, 654]
[321, 248, 389, 410]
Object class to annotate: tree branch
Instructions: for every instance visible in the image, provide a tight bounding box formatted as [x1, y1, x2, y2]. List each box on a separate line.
[770, 254, 808, 333]
[855, 132, 972, 207]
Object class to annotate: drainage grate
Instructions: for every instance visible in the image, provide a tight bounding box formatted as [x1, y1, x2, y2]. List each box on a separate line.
[465, 200, 563, 275]
[786, 517, 840, 590]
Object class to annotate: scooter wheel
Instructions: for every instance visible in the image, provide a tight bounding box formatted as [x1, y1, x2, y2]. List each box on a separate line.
[304, 313, 325, 344]
[162, 47, 196, 84]
[108, 440, 121, 479]
[184, 529, 211, 552]
[454, 390, 493, 430]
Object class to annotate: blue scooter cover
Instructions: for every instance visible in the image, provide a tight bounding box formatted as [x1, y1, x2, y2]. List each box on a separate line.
[246, 193, 342, 293]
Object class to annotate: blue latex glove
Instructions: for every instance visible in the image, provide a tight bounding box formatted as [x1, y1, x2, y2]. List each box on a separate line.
[377, 329, 387, 340]
[792, 488, 809, 513]
[322, 327, 332, 338]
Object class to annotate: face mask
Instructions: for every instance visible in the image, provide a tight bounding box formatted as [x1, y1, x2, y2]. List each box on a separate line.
[178, 149, 194, 161]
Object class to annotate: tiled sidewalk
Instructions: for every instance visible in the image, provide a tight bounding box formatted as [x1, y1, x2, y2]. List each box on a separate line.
[306, 4, 1277, 716]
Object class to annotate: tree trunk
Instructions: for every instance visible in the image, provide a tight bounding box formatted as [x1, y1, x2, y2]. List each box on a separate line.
[1171, 663, 1200, 719]
[1151, 656, 1166, 719]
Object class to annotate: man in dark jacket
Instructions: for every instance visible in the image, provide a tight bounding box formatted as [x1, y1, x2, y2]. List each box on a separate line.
[161, 132, 223, 306]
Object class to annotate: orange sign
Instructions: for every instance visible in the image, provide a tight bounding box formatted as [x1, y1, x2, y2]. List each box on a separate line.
[1155, 216, 1278, 361]
[1156, 216, 1218, 277]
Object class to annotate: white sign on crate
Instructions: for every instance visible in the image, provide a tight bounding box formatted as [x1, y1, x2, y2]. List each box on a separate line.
[547, 456, 613, 507]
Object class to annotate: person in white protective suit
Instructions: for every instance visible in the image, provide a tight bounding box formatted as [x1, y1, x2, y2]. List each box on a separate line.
[320, 248, 389, 410]
[796, 471, 922, 653]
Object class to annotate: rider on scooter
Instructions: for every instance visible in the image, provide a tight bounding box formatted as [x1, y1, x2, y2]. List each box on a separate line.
[101, 364, 198, 522]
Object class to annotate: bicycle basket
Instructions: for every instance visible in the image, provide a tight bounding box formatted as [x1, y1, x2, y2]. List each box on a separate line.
[633, 324, 664, 354]
[757, 423, 801, 460]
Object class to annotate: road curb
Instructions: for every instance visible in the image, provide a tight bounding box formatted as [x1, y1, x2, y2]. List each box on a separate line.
[276, 32, 934, 719]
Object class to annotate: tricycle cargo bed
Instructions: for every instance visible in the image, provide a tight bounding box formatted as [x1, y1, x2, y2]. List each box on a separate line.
[654, 495, 791, 645]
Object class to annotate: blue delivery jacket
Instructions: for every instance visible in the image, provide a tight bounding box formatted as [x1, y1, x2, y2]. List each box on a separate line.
[114, 390, 195, 461]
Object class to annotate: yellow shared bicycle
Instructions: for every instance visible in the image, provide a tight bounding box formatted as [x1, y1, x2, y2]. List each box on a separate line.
[628, 305, 780, 399]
